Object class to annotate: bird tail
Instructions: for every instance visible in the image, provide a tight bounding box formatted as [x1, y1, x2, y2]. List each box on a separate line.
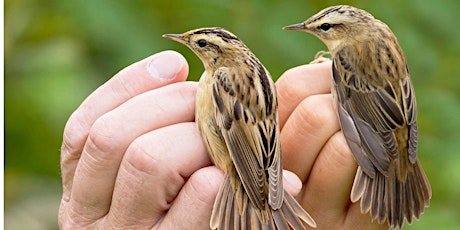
[351, 161, 431, 229]
[210, 176, 316, 230]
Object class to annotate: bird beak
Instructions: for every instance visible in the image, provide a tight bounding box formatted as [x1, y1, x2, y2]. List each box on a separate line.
[162, 33, 186, 44]
[282, 22, 307, 31]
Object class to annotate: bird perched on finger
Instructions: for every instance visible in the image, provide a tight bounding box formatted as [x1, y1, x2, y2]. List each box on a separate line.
[163, 27, 316, 229]
[283, 5, 431, 229]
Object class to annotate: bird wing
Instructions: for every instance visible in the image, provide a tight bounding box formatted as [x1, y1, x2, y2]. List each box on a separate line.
[332, 57, 418, 178]
[211, 66, 283, 210]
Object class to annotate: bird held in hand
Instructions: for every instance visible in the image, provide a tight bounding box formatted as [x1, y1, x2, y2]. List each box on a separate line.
[163, 27, 316, 229]
[283, 5, 431, 229]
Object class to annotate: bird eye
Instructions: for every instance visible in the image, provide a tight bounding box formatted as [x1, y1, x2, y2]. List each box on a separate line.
[197, 39, 207, 47]
[319, 23, 333, 31]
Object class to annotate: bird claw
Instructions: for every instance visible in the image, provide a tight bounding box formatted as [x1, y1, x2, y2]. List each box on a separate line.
[309, 50, 331, 64]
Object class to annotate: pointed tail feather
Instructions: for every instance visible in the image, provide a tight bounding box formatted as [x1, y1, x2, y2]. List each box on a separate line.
[351, 161, 431, 229]
[211, 176, 317, 229]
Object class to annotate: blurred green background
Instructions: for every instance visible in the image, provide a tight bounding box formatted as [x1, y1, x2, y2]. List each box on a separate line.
[5, 0, 460, 229]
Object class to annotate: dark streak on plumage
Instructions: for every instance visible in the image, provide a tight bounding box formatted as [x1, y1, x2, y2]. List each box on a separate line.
[191, 28, 239, 42]
[384, 46, 394, 64]
[339, 54, 352, 71]
[247, 73, 255, 88]
[377, 55, 382, 70]
[257, 64, 273, 115]
[332, 61, 341, 84]
[267, 142, 276, 167]
[269, 127, 277, 154]
[213, 85, 232, 130]
[384, 84, 395, 98]
[243, 111, 249, 123]
[245, 98, 250, 108]
[310, 5, 344, 23]
[223, 114, 232, 130]
[377, 28, 387, 39]
[258, 124, 268, 154]
[349, 74, 356, 87]
[235, 83, 241, 95]
[234, 101, 243, 120]
[213, 85, 225, 114]
[386, 65, 391, 75]
[209, 43, 222, 55]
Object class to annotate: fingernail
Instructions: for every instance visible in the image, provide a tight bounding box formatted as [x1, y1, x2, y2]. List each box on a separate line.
[283, 170, 302, 191]
[148, 51, 183, 81]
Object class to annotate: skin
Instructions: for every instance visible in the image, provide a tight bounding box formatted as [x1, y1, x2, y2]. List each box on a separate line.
[58, 50, 386, 229]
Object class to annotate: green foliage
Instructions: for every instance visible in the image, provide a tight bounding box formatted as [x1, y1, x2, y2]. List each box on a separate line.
[5, 0, 460, 228]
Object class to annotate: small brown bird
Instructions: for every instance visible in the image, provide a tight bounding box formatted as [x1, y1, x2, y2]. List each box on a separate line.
[163, 28, 316, 229]
[283, 5, 431, 229]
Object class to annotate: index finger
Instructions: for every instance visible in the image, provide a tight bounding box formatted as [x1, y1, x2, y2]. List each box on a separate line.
[275, 61, 332, 129]
[60, 50, 189, 196]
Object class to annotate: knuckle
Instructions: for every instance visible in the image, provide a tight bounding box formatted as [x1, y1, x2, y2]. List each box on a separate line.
[177, 82, 198, 116]
[86, 115, 122, 157]
[61, 113, 89, 193]
[122, 135, 186, 207]
[326, 132, 355, 168]
[59, 199, 98, 229]
[124, 135, 172, 178]
[113, 75, 139, 99]
[77, 114, 127, 171]
[186, 168, 222, 204]
[61, 112, 88, 163]
[296, 95, 335, 131]
[276, 74, 302, 103]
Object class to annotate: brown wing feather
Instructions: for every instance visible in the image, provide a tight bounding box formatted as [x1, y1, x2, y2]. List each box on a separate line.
[211, 65, 316, 229]
[332, 57, 411, 176]
[212, 67, 283, 210]
[333, 48, 430, 228]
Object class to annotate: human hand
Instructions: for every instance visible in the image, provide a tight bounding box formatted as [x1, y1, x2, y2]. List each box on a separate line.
[58, 49, 385, 229]
[59, 50, 224, 229]
[58, 50, 304, 229]
[276, 61, 387, 229]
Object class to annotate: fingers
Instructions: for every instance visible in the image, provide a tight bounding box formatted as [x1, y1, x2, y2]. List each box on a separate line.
[307, 137, 387, 230]
[155, 169, 303, 230]
[104, 122, 212, 228]
[157, 169, 305, 230]
[67, 82, 198, 224]
[61, 51, 189, 197]
[280, 96, 364, 227]
[159, 166, 224, 230]
[302, 132, 357, 226]
[276, 61, 332, 129]
[280, 94, 340, 182]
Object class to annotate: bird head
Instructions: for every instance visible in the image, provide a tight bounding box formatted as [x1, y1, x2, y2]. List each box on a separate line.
[283, 5, 375, 52]
[163, 27, 247, 70]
